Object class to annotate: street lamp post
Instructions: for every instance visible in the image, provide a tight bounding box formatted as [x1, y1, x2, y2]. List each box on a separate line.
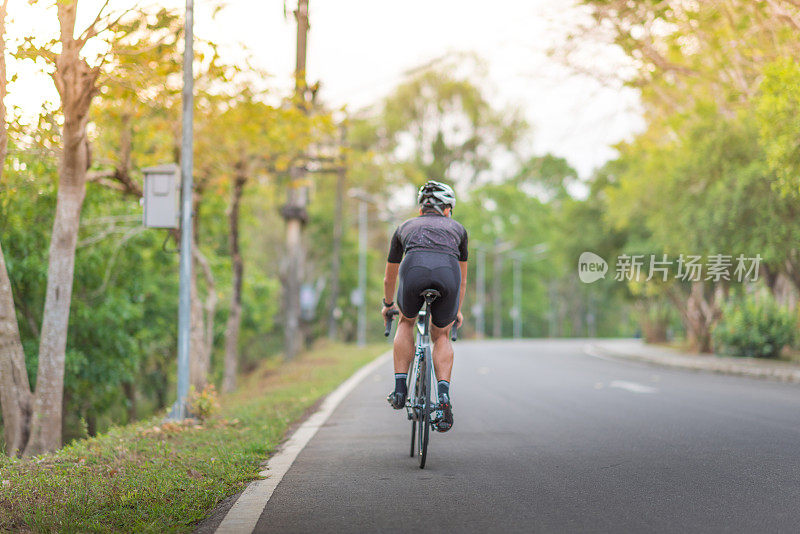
[357, 200, 367, 346]
[169, 0, 194, 420]
[474, 248, 486, 337]
[512, 255, 522, 339]
[348, 189, 388, 347]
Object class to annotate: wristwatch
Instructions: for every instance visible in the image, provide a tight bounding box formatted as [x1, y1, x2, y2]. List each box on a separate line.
[382, 298, 394, 307]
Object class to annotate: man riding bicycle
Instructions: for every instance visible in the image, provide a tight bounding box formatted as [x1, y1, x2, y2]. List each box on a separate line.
[382, 180, 468, 432]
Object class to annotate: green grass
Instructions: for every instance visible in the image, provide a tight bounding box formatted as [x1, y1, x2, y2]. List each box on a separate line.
[0, 342, 386, 533]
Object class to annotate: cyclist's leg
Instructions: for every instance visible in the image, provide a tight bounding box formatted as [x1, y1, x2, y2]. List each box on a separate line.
[393, 313, 416, 374]
[394, 258, 425, 374]
[388, 257, 425, 409]
[430, 321, 455, 381]
[429, 259, 461, 382]
[428, 260, 460, 432]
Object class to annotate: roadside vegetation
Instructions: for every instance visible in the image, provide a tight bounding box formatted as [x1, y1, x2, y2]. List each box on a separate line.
[0, 342, 385, 533]
[3, 0, 800, 467]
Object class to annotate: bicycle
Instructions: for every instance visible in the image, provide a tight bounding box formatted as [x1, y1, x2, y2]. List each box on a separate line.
[384, 289, 458, 469]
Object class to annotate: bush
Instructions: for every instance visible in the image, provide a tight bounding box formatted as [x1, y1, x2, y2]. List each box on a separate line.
[713, 293, 797, 358]
[187, 384, 221, 421]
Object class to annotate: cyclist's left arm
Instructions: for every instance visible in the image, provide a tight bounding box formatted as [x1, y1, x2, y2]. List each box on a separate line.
[457, 261, 467, 327]
[456, 226, 469, 327]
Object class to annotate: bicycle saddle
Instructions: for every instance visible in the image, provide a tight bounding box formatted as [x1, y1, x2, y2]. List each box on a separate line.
[420, 289, 441, 301]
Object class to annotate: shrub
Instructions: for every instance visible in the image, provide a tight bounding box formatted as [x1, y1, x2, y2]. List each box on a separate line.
[187, 384, 221, 421]
[713, 293, 797, 358]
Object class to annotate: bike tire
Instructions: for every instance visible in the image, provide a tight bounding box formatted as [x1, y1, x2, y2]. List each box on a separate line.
[418, 349, 430, 469]
[410, 419, 416, 457]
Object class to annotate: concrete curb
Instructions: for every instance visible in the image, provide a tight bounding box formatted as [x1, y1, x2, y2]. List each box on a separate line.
[586, 341, 800, 384]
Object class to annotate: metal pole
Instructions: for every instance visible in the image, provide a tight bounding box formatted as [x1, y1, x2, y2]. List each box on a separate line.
[492, 245, 503, 338]
[357, 200, 367, 346]
[476, 248, 485, 337]
[513, 257, 521, 339]
[170, 0, 194, 420]
[548, 280, 557, 337]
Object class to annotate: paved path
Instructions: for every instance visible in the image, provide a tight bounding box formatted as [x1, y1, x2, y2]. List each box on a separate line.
[251, 339, 800, 533]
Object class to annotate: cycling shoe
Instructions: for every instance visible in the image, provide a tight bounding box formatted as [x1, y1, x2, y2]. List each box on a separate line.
[436, 393, 453, 432]
[387, 390, 406, 409]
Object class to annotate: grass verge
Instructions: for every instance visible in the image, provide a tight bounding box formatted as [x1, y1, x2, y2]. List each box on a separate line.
[0, 342, 386, 533]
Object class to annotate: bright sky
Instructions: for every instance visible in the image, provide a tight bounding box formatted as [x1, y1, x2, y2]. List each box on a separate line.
[6, 0, 643, 179]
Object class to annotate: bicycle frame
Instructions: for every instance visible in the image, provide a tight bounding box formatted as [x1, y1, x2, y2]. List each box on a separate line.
[406, 306, 439, 420]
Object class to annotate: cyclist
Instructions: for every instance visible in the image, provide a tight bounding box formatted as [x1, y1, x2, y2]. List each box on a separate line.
[382, 180, 468, 432]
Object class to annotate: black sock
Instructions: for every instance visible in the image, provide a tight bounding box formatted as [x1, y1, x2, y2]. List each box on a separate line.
[438, 380, 450, 397]
[395, 373, 407, 395]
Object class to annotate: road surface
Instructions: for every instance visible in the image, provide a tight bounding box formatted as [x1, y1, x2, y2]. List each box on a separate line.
[252, 339, 800, 533]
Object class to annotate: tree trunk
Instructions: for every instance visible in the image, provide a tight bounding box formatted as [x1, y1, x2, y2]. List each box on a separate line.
[122, 381, 136, 423]
[670, 281, 720, 353]
[0, 243, 33, 456]
[25, 150, 88, 455]
[24, 0, 99, 456]
[326, 154, 345, 340]
[223, 169, 246, 392]
[189, 252, 207, 391]
[0, 0, 34, 458]
[281, 171, 307, 360]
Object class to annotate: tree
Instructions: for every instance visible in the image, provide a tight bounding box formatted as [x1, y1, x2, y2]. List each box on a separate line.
[0, 0, 35, 457]
[7, 0, 168, 454]
[376, 60, 525, 189]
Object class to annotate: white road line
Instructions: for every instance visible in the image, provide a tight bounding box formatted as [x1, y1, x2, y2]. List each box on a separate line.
[609, 380, 658, 394]
[583, 343, 619, 362]
[215, 350, 392, 534]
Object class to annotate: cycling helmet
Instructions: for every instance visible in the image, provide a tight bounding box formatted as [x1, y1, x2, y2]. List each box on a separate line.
[417, 180, 456, 215]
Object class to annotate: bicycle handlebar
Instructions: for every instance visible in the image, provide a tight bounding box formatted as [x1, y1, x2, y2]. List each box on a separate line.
[384, 309, 400, 337]
[384, 310, 460, 341]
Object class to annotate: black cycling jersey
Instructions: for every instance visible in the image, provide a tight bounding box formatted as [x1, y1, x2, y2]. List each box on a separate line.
[387, 213, 469, 264]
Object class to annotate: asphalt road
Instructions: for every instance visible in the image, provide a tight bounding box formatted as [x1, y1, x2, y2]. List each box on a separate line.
[254, 339, 800, 533]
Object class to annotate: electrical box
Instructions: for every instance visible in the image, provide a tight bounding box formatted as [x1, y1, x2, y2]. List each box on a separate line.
[142, 164, 180, 228]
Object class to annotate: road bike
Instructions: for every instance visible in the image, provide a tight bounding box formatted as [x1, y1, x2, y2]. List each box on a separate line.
[384, 289, 457, 469]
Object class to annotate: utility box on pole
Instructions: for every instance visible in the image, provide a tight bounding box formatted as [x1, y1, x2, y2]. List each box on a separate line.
[142, 164, 180, 229]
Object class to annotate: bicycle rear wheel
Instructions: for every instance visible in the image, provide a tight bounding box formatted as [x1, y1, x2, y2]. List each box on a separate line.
[410, 419, 416, 457]
[417, 350, 430, 469]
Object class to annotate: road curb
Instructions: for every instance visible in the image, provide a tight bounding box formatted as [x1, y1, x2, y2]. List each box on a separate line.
[586, 342, 800, 384]
[214, 349, 392, 534]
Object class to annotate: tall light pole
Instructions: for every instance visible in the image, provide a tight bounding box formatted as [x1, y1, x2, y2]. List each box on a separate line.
[512, 255, 522, 339]
[474, 248, 486, 337]
[349, 189, 379, 347]
[170, 0, 194, 420]
[357, 200, 367, 346]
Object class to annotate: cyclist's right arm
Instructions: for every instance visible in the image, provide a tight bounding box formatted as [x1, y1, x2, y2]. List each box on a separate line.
[383, 227, 403, 318]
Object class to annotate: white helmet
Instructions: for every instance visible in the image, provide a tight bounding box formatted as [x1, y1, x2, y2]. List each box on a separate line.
[417, 180, 456, 215]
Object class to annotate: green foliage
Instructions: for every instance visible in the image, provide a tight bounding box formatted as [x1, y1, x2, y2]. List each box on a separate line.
[756, 58, 800, 198]
[0, 343, 385, 532]
[713, 293, 796, 359]
[187, 384, 220, 421]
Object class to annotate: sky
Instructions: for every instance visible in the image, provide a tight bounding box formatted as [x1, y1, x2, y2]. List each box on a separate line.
[5, 0, 644, 179]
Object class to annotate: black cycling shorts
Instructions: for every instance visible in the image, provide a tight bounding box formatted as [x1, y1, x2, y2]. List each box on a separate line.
[397, 250, 461, 328]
